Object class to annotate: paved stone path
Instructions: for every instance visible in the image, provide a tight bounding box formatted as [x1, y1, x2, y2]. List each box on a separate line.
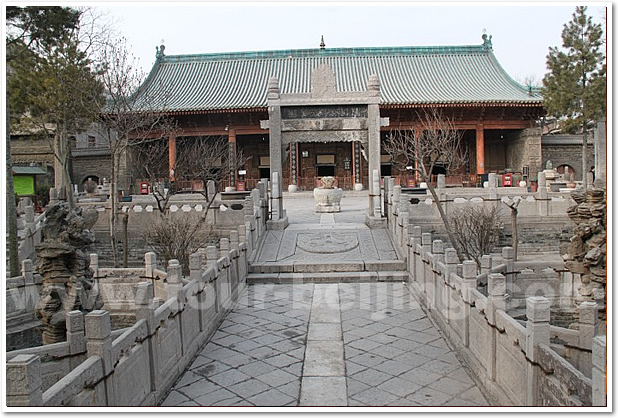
[161, 193, 488, 406]
[161, 282, 488, 407]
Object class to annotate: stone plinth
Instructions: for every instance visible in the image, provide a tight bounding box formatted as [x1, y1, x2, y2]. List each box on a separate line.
[314, 187, 343, 213]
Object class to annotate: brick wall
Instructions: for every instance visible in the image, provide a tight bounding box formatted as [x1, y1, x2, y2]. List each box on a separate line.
[72, 155, 112, 191]
[542, 143, 595, 180]
[505, 128, 542, 178]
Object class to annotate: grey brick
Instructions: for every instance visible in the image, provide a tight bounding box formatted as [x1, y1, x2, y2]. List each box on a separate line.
[378, 376, 423, 398]
[263, 353, 298, 368]
[247, 388, 297, 406]
[351, 368, 392, 386]
[405, 386, 453, 406]
[227, 378, 271, 398]
[256, 368, 298, 387]
[347, 378, 371, 396]
[277, 379, 301, 399]
[193, 388, 238, 406]
[351, 386, 399, 406]
[208, 368, 251, 387]
[219, 352, 255, 368]
[237, 360, 277, 377]
[177, 377, 221, 399]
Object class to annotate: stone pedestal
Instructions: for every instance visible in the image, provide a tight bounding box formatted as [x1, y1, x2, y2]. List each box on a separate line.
[314, 187, 343, 213]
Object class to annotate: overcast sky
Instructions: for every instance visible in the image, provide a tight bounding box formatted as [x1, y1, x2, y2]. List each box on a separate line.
[98, 2, 608, 86]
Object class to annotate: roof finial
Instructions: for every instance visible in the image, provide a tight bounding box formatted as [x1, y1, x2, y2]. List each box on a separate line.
[481, 32, 492, 50]
[320, 35, 325, 50]
[156, 40, 166, 59]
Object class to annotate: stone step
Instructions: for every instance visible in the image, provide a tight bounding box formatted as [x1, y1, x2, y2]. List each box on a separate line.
[247, 271, 409, 284]
[248, 260, 406, 274]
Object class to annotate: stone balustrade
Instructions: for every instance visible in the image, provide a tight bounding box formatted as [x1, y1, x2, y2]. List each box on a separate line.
[384, 177, 606, 406]
[5, 187, 267, 407]
[6, 241, 251, 406]
[10, 202, 45, 267]
[392, 225, 605, 406]
[384, 177, 577, 254]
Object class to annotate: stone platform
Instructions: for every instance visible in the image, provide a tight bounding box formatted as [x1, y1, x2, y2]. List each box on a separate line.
[251, 193, 404, 280]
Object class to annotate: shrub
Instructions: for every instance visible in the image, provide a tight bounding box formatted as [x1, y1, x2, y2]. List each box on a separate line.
[143, 214, 213, 275]
[450, 205, 503, 270]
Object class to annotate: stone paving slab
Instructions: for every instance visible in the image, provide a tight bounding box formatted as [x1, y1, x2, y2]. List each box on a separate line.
[247, 271, 409, 284]
[161, 282, 489, 407]
[300, 376, 348, 406]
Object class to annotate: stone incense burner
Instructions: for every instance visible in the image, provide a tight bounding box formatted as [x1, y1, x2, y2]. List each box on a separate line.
[314, 176, 343, 213]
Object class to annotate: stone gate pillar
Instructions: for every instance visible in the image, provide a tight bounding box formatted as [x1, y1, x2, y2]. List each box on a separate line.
[366, 74, 385, 227]
[265, 77, 288, 230]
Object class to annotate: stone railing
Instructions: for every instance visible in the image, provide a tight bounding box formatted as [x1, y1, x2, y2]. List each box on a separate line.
[390, 224, 606, 406]
[6, 185, 269, 407]
[14, 204, 45, 266]
[6, 260, 43, 351]
[81, 183, 269, 229]
[6, 241, 250, 406]
[383, 177, 576, 254]
[6, 261, 41, 323]
[83, 183, 270, 267]
[385, 175, 575, 219]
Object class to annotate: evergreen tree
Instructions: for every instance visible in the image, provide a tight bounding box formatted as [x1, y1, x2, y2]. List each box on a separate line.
[542, 6, 606, 185]
[6, 6, 84, 276]
[7, 6, 104, 210]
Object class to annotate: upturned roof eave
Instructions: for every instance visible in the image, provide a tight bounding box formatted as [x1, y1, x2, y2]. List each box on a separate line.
[158, 100, 544, 115]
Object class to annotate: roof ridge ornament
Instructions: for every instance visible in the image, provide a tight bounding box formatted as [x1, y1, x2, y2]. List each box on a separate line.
[156, 43, 166, 60]
[482, 33, 493, 50]
[320, 35, 325, 50]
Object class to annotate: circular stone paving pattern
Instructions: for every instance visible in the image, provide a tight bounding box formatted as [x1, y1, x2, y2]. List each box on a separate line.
[296, 232, 359, 254]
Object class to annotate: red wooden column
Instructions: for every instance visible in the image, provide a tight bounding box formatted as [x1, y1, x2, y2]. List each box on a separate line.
[228, 128, 237, 188]
[476, 124, 485, 175]
[351, 142, 357, 186]
[169, 134, 176, 182]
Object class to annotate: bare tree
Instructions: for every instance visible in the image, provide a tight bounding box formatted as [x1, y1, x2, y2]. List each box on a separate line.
[176, 136, 248, 213]
[130, 139, 172, 213]
[383, 108, 468, 261]
[133, 135, 246, 273]
[91, 37, 177, 267]
[132, 135, 247, 216]
[143, 214, 213, 275]
[450, 205, 503, 270]
[502, 197, 521, 261]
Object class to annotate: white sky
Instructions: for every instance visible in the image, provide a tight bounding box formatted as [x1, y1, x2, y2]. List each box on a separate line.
[99, 2, 608, 86]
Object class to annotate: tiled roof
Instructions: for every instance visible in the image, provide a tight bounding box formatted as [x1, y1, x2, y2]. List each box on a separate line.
[12, 166, 47, 175]
[542, 134, 592, 145]
[134, 44, 543, 113]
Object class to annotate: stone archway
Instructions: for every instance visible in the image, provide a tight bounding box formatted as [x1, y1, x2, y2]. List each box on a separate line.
[262, 64, 387, 230]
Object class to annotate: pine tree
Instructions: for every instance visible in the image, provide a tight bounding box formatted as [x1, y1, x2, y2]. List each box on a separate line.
[8, 7, 104, 210]
[6, 6, 84, 276]
[542, 6, 606, 186]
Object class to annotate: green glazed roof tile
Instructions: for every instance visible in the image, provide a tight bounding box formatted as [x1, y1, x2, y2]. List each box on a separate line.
[135, 44, 542, 113]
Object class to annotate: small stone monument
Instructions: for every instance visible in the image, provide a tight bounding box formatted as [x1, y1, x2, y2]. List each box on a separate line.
[314, 176, 343, 213]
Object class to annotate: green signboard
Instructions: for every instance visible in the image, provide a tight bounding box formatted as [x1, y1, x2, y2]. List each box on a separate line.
[14, 175, 35, 196]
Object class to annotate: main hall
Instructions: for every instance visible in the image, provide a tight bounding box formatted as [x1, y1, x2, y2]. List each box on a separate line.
[130, 35, 545, 192]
